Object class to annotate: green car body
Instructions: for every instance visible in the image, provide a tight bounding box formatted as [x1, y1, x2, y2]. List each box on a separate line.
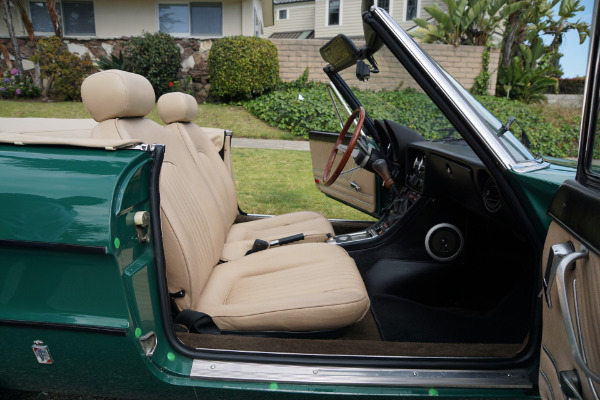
[2, 0, 595, 397]
[0, 141, 573, 399]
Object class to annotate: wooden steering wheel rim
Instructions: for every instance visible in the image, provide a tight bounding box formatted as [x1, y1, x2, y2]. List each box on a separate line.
[323, 107, 366, 186]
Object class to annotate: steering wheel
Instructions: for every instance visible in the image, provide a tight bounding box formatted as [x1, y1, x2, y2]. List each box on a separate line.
[323, 107, 366, 186]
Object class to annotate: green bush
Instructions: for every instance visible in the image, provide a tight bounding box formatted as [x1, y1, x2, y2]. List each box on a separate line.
[245, 84, 580, 158]
[124, 32, 181, 98]
[557, 77, 585, 94]
[0, 68, 41, 99]
[208, 36, 279, 100]
[31, 36, 96, 101]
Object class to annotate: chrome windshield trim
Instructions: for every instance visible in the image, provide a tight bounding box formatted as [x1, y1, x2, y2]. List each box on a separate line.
[370, 7, 518, 171]
[191, 359, 531, 388]
[511, 160, 551, 173]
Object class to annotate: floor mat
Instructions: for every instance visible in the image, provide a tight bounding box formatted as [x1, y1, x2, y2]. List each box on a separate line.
[370, 293, 530, 343]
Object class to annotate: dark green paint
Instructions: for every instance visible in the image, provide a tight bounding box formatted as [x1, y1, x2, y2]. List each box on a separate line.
[505, 162, 576, 237]
[0, 143, 543, 398]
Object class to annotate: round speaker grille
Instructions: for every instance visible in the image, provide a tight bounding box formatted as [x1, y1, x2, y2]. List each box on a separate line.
[425, 223, 464, 262]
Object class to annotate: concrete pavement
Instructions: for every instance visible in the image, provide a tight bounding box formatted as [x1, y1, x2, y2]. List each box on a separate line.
[231, 137, 309, 151]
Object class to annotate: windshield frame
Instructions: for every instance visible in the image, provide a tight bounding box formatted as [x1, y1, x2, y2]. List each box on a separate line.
[361, 6, 549, 172]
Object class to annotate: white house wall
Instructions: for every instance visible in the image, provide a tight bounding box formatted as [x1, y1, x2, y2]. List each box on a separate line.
[268, 2, 315, 34]
[0, 0, 248, 39]
[95, 0, 155, 38]
[314, 0, 363, 39]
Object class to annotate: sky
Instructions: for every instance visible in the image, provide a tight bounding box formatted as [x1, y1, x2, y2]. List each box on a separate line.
[559, 0, 595, 77]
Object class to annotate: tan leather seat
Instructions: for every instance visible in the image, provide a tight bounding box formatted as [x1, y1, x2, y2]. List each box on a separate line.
[81, 70, 369, 332]
[157, 92, 334, 260]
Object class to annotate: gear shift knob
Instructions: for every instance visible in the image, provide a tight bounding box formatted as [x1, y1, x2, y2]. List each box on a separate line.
[372, 159, 394, 188]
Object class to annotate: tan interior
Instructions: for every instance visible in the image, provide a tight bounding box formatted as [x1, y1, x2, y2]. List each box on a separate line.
[81, 70, 369, 332]
[539, 222, 600, 399]
[309, 138, 377, 214]
[157, 92, 335, 260]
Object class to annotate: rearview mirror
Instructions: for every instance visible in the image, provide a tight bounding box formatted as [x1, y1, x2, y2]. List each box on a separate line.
[320, 34, 360, 72]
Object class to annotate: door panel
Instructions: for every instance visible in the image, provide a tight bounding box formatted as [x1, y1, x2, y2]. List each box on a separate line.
[540, 217, 600, 399]
[309, 130, 378, 215]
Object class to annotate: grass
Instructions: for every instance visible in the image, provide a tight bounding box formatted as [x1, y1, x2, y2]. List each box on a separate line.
[0, 100, 294, 140]
[232, 148, 374, 220]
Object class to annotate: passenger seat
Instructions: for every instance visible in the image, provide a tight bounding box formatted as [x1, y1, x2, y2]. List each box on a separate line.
[81, 70, 369, 334]
[157, 92, 334, 260]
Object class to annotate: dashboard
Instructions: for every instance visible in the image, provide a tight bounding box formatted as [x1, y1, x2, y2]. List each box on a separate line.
[405, 139, 502, 215]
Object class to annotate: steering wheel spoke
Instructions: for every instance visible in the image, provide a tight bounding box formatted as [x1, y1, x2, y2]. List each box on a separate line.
[323, 107, 366, 186]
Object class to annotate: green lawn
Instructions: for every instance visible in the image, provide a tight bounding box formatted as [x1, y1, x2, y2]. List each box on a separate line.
[0, 100, 371, 220]
[0, 100, 295, 140]
[232, 148, 373, 220]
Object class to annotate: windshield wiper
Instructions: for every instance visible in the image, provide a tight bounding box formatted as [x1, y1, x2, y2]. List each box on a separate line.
[498, 116, 531, 149]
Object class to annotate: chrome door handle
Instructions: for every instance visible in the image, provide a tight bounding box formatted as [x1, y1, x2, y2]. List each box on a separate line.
[350, 181, 360, 191]
[553, 244, 600, 383]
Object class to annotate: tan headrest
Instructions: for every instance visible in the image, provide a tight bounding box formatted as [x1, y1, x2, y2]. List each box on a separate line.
[82, 70, 155, 122]
[157, 92, 199, 124]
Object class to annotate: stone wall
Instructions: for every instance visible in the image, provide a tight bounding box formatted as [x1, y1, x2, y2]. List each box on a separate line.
[1, 36, 213, 102]
[2, 36, 499, 102]
[273, 39, 500, 95]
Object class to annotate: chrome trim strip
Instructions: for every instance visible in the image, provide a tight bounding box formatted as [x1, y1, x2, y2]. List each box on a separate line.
[371, 7, 515, 170]
[191, 360, 531, 388]
[511, 160, 551, 173]
[573, 279, 600, 400]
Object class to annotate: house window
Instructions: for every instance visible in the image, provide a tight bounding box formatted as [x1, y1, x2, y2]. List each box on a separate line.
[254, 7, 261, 36]
[406, 0, 418, 20]
[279, 9, 287, 20]
[328, 0, 340, 26]
[159, 2, 222, 36]
[191, 3, 222, 36]
[159, 4, 190, 33]
[62, 2, 95, 35]
[377, 0, 389, 13]
[30, 1, 95, 35]
[30, 2, 56, 33]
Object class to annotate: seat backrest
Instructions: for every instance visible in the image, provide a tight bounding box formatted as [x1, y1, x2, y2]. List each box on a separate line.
[157, 92, 238, 231]
[82, 70, 225, 309]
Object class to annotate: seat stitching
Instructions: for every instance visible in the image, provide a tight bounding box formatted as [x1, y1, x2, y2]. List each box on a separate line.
[162, 210, 194, 296]
[210, 294, 369, 319]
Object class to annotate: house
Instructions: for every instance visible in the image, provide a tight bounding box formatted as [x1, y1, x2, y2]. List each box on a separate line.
[264, 0, 439, 39]
[0, 0, 273, 40]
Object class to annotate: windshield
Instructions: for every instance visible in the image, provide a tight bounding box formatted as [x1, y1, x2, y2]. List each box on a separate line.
[438, 68, 536, 163]
[355, 5, 540, 167]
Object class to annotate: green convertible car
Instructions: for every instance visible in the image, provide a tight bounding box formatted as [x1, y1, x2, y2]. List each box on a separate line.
[2, 0, 599, 399]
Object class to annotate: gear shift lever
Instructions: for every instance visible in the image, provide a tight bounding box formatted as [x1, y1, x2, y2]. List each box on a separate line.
[373, 159, 401, 197]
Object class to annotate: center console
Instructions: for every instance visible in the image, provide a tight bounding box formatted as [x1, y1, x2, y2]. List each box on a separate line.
[329, 187, 422, 245]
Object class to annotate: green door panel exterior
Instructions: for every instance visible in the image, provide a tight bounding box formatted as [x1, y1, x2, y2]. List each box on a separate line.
[0, 326, 196, 399]
[505, 163, 576, 237]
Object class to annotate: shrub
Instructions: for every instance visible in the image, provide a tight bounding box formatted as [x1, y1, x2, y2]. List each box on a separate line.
[0, 68, 41, 99]
[96, 50, 128, 71]
[245, 84, 580, 157]
[208, 36, 279, 100]
[124, 32, 181, 98]
[557, 77, 585, 94]
[31, 36, 96, 101]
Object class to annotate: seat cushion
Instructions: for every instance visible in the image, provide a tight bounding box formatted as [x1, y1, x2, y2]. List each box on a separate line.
[226, 211, 334, 243]
[222, 211, 334, 260]
[195, 243, 370, 332]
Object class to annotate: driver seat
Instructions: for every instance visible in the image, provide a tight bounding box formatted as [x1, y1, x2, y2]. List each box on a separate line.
[81, 70, 369, 334]
[157, 92, 334, 260]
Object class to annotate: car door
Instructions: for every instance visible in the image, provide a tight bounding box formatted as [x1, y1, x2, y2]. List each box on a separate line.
[539, 8, 600, 398]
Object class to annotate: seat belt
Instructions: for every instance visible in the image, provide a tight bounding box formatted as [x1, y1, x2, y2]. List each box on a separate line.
[174, 310, 221, 335]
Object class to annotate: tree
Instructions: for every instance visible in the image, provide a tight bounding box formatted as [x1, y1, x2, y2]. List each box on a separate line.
[500, 0, 589, 67]
[1, 0, 24, 75]
[412, 0, 528, 46]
